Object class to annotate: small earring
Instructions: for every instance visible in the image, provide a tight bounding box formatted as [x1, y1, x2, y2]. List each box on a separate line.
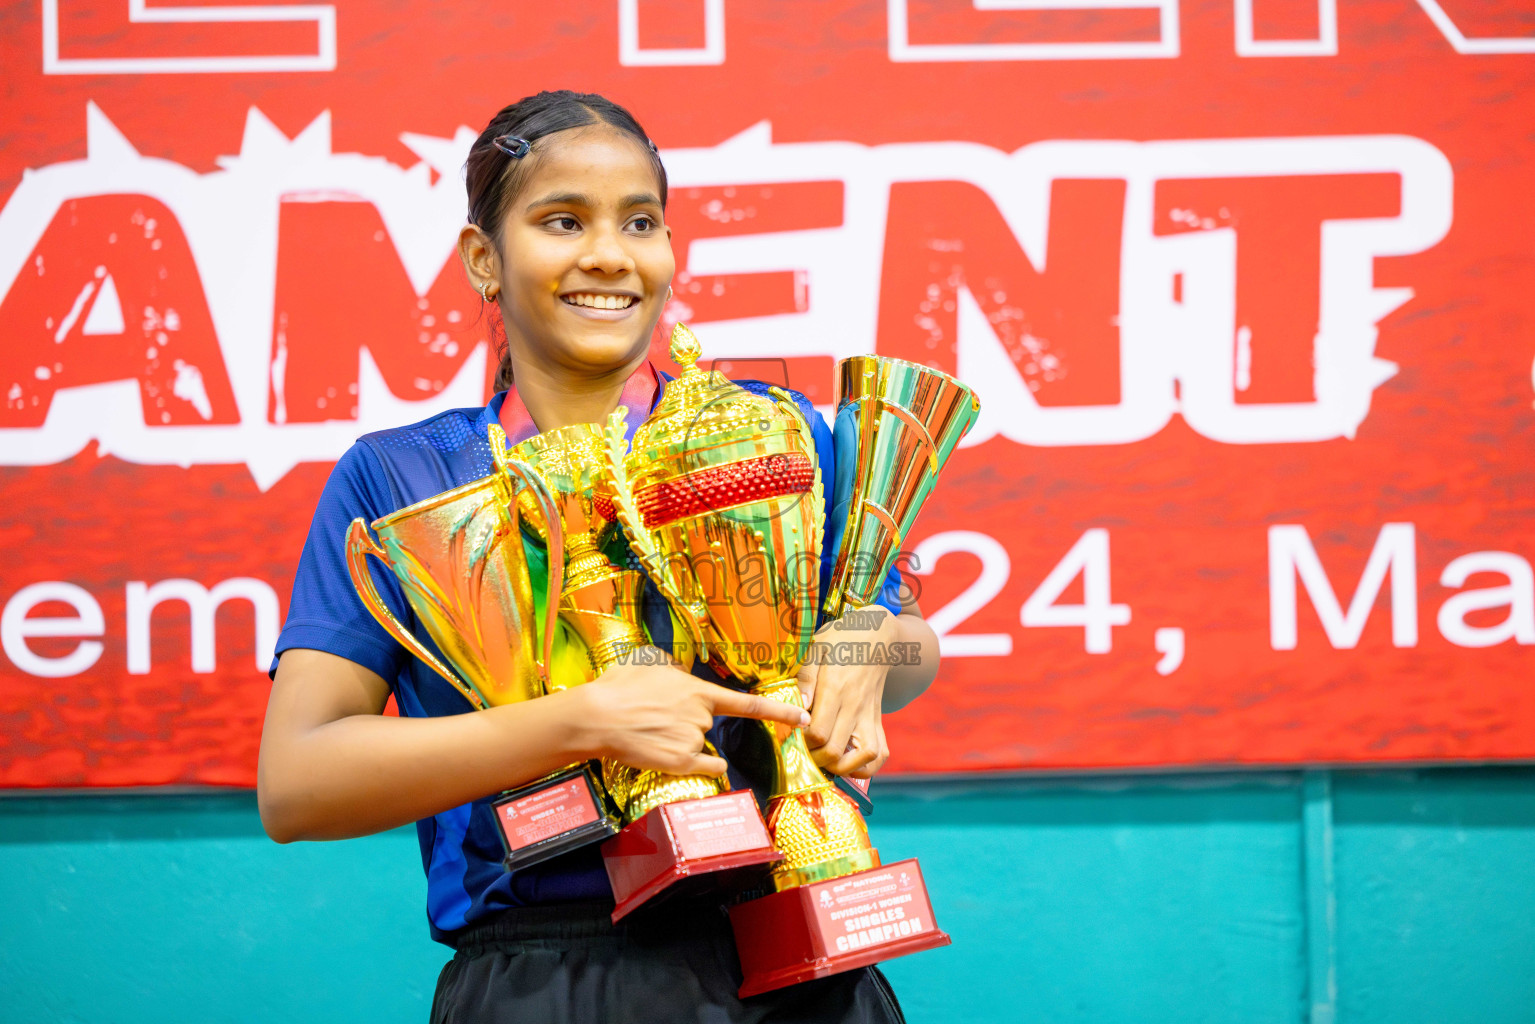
[666, 286, 674, 303]
[479, 283, 495, 302]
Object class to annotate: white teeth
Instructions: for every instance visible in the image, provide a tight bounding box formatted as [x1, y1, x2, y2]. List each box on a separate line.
[564, 293, 634, 309]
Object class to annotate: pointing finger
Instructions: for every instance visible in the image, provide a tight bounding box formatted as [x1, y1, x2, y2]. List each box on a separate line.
[704, 684, 810, 728]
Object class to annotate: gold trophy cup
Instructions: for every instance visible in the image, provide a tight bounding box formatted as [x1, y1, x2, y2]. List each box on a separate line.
[344, 430, 618, 870]
[344, 449, 560, 712]
[510, 423, 652, 684]
[508, 422, 734, 846]
[606, 324, 950, 992]
[511, 416, 781, 922]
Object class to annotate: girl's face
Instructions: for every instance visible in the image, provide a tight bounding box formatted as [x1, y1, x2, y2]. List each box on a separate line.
[486, 127, 674, 376]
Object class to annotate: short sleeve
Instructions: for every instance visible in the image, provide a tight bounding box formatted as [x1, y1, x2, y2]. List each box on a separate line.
[270, 443, 410, 683]
[874, 561, 905, 616]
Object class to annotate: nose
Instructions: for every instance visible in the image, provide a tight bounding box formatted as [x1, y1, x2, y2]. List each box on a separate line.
[577, 223, 635, 276]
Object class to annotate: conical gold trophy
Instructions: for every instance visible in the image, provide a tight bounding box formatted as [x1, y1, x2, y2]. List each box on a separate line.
[346, 437, 619, 870]
[820, 353, 983, 815]
[605, 324, 950, 995]
[508, 422, 781, 920]
[344, 450, 559, 711]
[346, 436, 617, 872]
[823, 354, 981, 619]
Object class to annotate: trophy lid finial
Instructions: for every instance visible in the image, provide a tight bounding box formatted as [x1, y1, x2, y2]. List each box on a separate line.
[670, 322, 702, 375]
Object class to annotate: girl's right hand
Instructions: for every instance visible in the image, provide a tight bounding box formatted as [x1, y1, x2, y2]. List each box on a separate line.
[570, 653, 809, 777]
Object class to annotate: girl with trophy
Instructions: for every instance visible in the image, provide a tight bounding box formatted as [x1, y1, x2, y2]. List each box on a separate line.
[257, 90, 941, 1023]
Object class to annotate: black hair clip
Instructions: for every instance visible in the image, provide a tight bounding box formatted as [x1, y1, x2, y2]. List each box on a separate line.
[648, 139, 659, 154]
[493, 135, 531, 158]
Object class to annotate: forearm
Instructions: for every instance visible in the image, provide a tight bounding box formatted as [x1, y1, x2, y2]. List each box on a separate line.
[881, 611, 940, 713]
[258, 691, 593, 843]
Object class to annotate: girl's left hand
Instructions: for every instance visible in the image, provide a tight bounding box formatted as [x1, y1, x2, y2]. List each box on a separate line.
[796, 607, 899, 779]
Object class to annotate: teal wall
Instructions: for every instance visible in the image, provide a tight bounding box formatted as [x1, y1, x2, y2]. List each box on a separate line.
[3, 769, 1533, 1023]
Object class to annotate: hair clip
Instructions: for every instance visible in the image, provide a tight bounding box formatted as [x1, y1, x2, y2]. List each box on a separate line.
[493, 135, 531, 159]
[648, 139, 659, 154]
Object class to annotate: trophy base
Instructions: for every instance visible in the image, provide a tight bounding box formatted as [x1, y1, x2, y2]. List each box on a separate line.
[493, 763, 620, 872]
[833, 774, 873, 815]
[728, 858, 950, 998]
[602, 790, 782, 923]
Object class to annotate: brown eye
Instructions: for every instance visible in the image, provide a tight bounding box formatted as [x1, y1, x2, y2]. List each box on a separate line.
[630, 216, 654, 232]
[550, 215, 579, 232]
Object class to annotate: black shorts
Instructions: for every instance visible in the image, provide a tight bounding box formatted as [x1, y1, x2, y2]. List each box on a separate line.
[431, 899, 907, 1024]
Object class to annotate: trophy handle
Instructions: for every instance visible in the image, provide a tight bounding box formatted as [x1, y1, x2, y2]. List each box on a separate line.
[345, 517, 488, 710]
[844, 393, 942, 602]
[826, 396, 922, 620]
[768, 384, 827, 603]
[767, 386, 812, 443]
[602, 408, 710, 652]
[489, 425, 565, 687]
[824, 361, 881, 620]
[872, 395, 940, 475]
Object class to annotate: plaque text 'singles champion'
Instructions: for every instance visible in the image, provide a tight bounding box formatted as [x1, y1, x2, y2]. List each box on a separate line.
[606, 323, 952, 994]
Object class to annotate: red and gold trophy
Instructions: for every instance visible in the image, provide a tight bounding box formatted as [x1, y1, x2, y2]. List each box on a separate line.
[344, 431, 622, 871]
[606, 323, 956, 996]
[508, 422, 780, 920]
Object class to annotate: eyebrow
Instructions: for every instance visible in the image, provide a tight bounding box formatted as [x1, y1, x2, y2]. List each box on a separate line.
[524, 191, 662, 213]
[525, 191, 590, 212]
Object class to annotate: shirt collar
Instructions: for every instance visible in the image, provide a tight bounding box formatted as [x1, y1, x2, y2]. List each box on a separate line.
[493, 359, 663, 446]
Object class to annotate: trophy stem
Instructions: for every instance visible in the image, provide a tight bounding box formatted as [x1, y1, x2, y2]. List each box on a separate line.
[751, 676, 881, 892]
[582, 630, 647, 671]
[563, 532, 617, 592]
[558, 566, 729, 823]
[752, 677, 835, 801]
[557, 570, 651, 678]
[621, 757, 730, 822]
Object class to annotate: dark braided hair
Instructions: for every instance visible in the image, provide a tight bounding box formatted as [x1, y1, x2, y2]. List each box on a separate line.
[465, 91, 667, 390]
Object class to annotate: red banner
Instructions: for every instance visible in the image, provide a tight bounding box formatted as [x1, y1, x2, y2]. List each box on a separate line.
[3, 0, 1533, 787]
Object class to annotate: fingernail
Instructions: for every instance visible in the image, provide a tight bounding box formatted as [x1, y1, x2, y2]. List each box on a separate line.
[798, 711, 811, 727]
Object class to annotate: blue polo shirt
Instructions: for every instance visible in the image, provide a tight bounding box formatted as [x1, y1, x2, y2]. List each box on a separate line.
[271, 380, 903, 944]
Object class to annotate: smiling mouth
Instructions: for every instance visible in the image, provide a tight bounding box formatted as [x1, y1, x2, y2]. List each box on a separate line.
[563, 293, 637, 310]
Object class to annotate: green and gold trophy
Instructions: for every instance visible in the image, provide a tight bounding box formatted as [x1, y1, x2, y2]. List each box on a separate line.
[606, 323, 954, 996]
[823, 354, 981, 619]
[821, 352, 982, 814]
[344, 432, 621, 871]
[507, 422, 781, 920]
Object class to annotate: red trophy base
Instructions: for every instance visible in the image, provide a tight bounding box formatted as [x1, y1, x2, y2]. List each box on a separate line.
[728, 858, 950, 998]
[492, 763, 620, 871]
[602, 790, 782, 923]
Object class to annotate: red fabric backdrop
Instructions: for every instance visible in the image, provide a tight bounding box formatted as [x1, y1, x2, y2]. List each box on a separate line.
[2, 0, 1533, 787]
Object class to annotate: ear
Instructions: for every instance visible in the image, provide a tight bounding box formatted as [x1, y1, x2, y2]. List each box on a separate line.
[458, 224, 501, 297]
